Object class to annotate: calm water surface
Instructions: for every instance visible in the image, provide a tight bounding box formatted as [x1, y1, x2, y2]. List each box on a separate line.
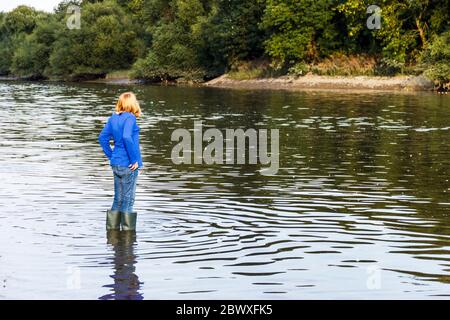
[0, 81, 449, 299]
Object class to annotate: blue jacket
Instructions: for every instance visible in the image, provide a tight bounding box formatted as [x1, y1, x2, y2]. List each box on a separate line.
[98, 112, 143, 168]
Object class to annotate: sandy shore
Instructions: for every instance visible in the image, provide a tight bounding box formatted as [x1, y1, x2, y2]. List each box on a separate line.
[205, 74, 435, 92]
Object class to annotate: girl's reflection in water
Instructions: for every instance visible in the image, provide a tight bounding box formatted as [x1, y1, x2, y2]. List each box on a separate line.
[99, 230, 144, 300]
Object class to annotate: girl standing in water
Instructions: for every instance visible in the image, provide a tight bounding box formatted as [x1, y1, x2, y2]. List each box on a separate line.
[99, 92, 143, 231]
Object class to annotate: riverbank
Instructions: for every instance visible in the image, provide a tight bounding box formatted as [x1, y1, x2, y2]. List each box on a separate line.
[204, 74, 436, 92]
[56, 73, 442, 92]
[1, 74, 439, 92]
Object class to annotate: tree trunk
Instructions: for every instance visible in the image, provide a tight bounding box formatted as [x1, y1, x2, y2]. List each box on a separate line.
[415, 17, 427, 48]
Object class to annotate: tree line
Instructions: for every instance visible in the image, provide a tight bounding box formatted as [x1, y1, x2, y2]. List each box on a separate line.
[0, 0, 448, 84]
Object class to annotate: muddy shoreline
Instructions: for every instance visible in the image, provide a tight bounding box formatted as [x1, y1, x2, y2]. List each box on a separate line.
[204, 74, 436, 92]
[1, 74, 437, 92]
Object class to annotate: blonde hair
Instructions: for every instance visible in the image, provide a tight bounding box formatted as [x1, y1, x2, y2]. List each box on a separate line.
[115, 92, 142, 117]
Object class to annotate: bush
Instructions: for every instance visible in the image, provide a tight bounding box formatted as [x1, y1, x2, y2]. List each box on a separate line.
[374, 58, 405, 76]
[131, 51, 205, 82]
[309, 54, 377, 76]
[424, 63, 450, 85]
[226, 59, 283, 80]
[288, 62, 310, 77]
[420, 30, 450, 85]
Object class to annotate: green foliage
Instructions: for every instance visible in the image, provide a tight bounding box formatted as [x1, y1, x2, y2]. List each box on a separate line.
[0, 0, 448, 82]
[0, 1, 144, 79]
[200, 0, 266, 74]
[288, 62, 310, 76]
[11, 18, 59, 78]
[226, 59, 281, 80]
[47, 0, 144, 79]
[130, 0, 207, 81]
[261, 0, 340, 66]
[0, 6, 47, 75]
[3, 5, 42, 34]
[0, 36, 16, 75]
[421, 30, 450, 84]
[338, 0, 450, 64]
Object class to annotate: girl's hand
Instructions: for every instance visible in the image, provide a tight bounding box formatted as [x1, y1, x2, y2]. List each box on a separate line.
[129, 162, 139, 171]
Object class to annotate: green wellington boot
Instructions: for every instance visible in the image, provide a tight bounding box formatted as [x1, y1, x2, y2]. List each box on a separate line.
[121, 212, 137, 231]
[106, 209, 121, 230]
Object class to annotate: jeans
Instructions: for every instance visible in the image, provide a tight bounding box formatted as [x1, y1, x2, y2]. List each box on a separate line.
[111, 165, 138, 213]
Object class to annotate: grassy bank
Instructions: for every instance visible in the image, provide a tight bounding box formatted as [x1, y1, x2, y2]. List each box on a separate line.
[219, 54, 449, 92]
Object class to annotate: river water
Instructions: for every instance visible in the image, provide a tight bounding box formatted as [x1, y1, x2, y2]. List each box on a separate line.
[0, 81, 449, 299]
